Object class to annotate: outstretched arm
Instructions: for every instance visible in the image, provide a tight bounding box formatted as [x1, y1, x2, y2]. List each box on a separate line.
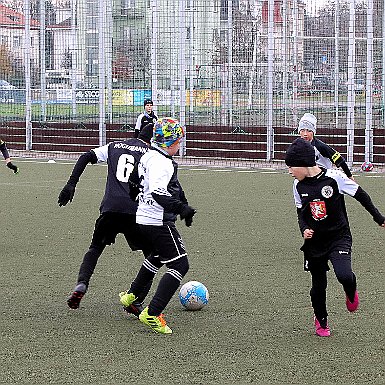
[354, 186, 385, 227]
[58, 150, 98, 206]
[1, 140, 19, 174]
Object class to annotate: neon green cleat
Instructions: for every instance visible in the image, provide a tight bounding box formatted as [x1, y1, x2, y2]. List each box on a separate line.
[119, 292, 137, 307]
[119, 292, 144, 318]
[139, 306, 172, 334]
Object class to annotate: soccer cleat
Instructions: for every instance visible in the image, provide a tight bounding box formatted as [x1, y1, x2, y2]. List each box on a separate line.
[314, 316, 331, 337]
[346, 290, 359, 312]
[119, 292, 143, 318]
[139, 306, 172, 334]
[67, 283, 87, 309]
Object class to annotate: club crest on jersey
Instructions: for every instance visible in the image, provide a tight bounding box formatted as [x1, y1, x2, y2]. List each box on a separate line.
[321, 185, 333, 199]
[310, 200, 327, 220]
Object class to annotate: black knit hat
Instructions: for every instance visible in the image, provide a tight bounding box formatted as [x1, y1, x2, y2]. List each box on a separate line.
[143, 99, 153, 107]
[285, 138, 316, 167]
[138, 123, 154, 143]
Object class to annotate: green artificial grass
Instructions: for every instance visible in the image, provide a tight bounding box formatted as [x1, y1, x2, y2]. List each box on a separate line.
[0, 160, 384, 384]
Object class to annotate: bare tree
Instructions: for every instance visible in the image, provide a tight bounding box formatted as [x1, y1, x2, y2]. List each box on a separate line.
[0, 44, 13, 79]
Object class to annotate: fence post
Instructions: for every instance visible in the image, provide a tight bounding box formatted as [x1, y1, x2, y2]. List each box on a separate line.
[266, 0, 274, 161]
[98, 0, 106, 146]
[24, 0, 32, 150]
[346, 0, 356, 167]
[179, 0, 186, 136]
[334, 0, 340, 129]
[151, 0, 159, 115]
[366, 0, 374, 163]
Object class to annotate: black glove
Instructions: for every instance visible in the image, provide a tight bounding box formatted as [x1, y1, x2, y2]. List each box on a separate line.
[7, 162, 19, 174]
[180, 205, 196, 227]
[58, 183, 76, 206]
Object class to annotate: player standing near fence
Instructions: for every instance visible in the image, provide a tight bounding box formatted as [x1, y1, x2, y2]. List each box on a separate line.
[0, 139, 19, 174]
[297, 113, 354, 180]
[285, 138, 385, 337]
[58, 124, 155, 314]
[134, 99, 158, 138]
[119, 117, 196, 334]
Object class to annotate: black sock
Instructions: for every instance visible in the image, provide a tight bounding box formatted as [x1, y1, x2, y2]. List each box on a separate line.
[148, 273, 181, 316]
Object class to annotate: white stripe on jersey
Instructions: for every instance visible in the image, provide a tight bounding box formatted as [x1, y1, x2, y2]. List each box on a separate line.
[293, 179, 301, 208]
[92, 144, 109, 162]
[325, 169, 358, 196]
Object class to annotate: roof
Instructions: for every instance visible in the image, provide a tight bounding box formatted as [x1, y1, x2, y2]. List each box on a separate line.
[0, 4, 39, 27]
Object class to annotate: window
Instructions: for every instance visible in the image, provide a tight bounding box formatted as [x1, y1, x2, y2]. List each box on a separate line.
[0, 35, 8, 45]
[121, 0, 135, 10]
[13, 36, 21, 47]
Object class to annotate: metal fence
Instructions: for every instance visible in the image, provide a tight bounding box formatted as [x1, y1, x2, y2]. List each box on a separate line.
[0, 0, 385, 166]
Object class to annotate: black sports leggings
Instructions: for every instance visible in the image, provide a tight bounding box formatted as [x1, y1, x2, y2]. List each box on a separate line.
[309, 248, 356, 322]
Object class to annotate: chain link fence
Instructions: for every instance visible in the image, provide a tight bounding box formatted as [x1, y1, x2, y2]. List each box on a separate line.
[0, 0, 384, 166]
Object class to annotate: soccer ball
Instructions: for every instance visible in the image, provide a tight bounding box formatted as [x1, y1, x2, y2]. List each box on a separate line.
[179, 281, 209, 311]
[361, 161, 374, 172]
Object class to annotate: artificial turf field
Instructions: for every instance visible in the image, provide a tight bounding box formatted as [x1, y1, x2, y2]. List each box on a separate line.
[1, 159, 384, 384]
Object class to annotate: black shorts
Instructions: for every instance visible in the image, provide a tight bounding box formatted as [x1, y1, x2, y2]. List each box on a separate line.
[90, 212, 147, 252]
[303, 234, 352, 272]
[138, 222, 187, 264]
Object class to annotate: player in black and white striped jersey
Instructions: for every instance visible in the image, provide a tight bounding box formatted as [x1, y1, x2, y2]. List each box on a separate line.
[58, 124, 155, 313]
[119, 117, 196, 334]
[285, 138, 385, 337]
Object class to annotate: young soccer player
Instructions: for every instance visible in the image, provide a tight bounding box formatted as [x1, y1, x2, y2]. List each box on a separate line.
[134, 99, 158, 138]
[297, 113, 354, 180]
[285, 138, 385, 337]
[58, 124, 155, 314]
[0, 138, 19, 174]
[119, 117, 196, 334]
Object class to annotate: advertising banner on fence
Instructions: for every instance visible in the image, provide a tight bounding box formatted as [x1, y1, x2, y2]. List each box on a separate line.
[111, 89, 132, 105]
[55, 89, 152, 105]
[0, 90, 26, 104]
[186, 90, 221, 107]
[133, 90, 152, 105]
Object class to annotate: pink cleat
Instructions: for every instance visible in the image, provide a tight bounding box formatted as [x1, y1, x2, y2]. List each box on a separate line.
[346, 290, 359, 312]
[314, 316, 331, 337]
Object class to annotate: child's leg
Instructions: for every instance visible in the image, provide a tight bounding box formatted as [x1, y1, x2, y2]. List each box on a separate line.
[329, 235, 356, 302]
[148, 255, 189, 316]
[330, 250, 356, 302]
[128, 253, 162, 303]
[310, 268, 328, 327]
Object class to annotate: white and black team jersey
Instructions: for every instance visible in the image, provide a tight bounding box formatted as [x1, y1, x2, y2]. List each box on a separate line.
[136, 147, 187, 226]
[135, 111, 157, 133]
[311, 138, 352, 178]
[293, 168, 384, 257]
[92, 138, 149, 214]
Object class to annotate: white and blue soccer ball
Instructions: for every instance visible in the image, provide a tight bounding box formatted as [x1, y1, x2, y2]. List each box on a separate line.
[179, 281, 209, 311]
